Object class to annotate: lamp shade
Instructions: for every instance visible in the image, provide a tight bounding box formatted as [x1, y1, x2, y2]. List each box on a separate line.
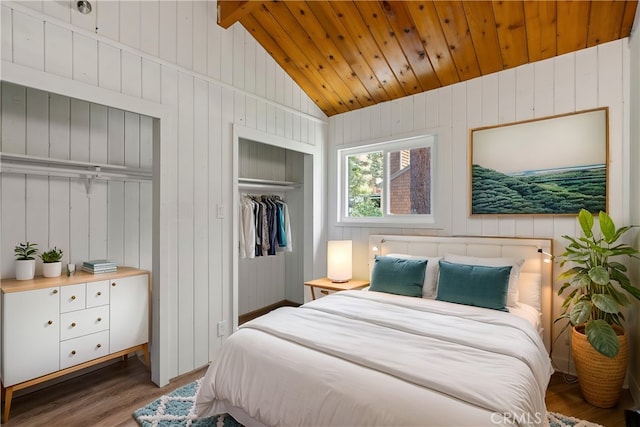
[327, 240, 352, 283]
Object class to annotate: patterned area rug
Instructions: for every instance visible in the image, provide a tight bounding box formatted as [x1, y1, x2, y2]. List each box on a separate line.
[133, 379, 603, 427]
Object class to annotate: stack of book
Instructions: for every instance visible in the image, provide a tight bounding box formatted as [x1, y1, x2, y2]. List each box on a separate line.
[82, 260, 117, 274]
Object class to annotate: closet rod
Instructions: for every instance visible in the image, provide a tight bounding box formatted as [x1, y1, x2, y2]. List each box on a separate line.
[0, 152, 152, 180]
[238, 177, 300, 191]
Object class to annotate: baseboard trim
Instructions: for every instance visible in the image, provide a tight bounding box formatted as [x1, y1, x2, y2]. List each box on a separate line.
[239, 300, 300, 325]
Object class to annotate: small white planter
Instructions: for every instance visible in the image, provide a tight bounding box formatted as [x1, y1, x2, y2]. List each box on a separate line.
[15, 259, 36, 280]
[42, 261, 62, 278]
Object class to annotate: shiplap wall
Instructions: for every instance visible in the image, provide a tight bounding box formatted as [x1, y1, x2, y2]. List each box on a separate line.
[1, 0, 327, 385]
[0, 82, 153, 277]
[238, 139, 305, 315]
[328, 39, 631, 372]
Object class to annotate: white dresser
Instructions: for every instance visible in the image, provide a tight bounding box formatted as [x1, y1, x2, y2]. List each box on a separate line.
[1, 267, 150, 422]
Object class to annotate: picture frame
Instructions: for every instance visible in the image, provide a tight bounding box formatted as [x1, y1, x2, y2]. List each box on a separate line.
[469, 107, 608, 216]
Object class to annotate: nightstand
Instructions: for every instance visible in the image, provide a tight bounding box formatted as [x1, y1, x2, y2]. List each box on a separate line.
[304, 278, 370, 300]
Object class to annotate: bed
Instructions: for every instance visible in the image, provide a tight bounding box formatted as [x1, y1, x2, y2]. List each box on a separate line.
[196, 235, 554, 426]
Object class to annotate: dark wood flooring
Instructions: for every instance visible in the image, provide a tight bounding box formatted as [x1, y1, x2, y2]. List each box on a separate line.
[1, 357, 635, 426]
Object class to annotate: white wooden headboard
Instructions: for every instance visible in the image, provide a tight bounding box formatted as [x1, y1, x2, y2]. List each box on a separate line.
[368, 235, 553, 353]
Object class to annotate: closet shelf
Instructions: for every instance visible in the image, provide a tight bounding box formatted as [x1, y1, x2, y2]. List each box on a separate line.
[238, 177, 300, 191]
[0, 152, 152, 193]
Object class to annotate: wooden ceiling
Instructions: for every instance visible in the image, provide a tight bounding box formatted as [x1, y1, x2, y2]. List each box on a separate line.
[219, 1, 638, 117]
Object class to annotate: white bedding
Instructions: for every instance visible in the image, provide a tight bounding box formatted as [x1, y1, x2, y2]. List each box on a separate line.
[196, 291, 553, 427]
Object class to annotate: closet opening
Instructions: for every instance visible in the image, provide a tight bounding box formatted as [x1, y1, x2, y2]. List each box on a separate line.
[231, 126, 319, 333]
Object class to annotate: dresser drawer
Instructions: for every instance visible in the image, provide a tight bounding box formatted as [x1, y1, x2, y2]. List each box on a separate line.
[86, 280, 109, 308]
[60, 306, 109, 341]
[60, 284, 86, 313]
[60, 330, 109, 369]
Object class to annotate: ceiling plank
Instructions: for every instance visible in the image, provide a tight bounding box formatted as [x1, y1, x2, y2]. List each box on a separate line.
[556, 0, 590, 55]
[405, 1, 460, 87]
[251, 2, 360, 110]
[377, 1, 441, 92]
[303, 1, 391, 104]
[239, 14, 340, 116]
[463, 0, 503, 75]
[354, 1, 424, 95]
[523, 0, 557, 62]
[282, 1, 378, 107]
[492, 0, 529, 69]
[433, 0, 482, 82]
[620, 1, 638, 36]
[325, 1, 407, 99]
[218, 0, 261, 29]
[587, 0, 626, 47]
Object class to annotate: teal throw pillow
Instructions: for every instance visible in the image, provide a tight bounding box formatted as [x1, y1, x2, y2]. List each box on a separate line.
[436, 260, 511, 312]
[369, 256, 427, 297]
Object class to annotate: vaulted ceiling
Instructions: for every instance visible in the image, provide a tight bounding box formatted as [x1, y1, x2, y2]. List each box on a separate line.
[218, 1, 638, 117]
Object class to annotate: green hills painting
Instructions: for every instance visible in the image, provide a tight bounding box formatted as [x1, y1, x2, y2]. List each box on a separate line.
[471, 164, 606, 215]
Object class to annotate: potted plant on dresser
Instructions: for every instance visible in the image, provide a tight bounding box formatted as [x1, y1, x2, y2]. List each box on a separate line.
[40, 247, 63, 278]
[556, 209, 640, 408]
[14, 242, 38, 280]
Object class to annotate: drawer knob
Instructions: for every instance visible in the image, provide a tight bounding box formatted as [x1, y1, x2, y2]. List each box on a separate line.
[71, 295, 76, 300]
[71, 322, 77, 328]
[52, 289, 58, 294]
[71, 350, 76, 355]
[97, 291, 102, 296]
[97, 344, 102, 348]
[47, 320, 53, 325]
[97, 317, 102, 322]
[112, 282, 116, 287]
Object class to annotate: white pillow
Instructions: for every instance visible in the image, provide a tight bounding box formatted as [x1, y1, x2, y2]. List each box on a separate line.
[443, 254, 524, 307]
[386, 254, 442, 298]
[517, 272, 542, 311]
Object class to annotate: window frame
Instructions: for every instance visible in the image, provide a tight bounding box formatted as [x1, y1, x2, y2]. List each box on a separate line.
[337, 134, 439, 226]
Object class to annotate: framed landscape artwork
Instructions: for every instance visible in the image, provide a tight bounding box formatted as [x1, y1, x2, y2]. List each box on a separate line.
[470, 108, 608, 216]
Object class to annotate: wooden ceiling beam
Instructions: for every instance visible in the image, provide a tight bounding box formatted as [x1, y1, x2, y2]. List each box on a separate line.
[218, 0, 261, 29]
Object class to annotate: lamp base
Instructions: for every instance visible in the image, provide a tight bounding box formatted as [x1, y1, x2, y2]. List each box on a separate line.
[330, 279, 349, 283]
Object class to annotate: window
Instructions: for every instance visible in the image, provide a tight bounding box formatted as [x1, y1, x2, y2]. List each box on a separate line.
[338, 134, 437, 225]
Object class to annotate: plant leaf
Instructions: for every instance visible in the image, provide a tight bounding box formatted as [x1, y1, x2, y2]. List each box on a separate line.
[589, 266, 609, 286]
[585, 319, 619, 357]
[591, 294, 619, 314]
[620, 282, 640, 301]
[578, 209, 594, 238]
[599, 211, 616, 243]
[570, 300, 592, 325]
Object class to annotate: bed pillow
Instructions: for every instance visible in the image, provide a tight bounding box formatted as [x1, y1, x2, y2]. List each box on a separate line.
[385, 254, 442, 298]
[517, 272, 542, 311]
[443, 254, 524, 307]
[369, 256, 427, 297]
[436, 260, 511, 312]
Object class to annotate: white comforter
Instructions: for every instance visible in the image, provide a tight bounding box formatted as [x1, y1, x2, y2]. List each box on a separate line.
[196, 291, 553, 427]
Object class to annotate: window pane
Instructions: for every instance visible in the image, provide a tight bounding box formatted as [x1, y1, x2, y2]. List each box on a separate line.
[389, 147, 431, 215]
[347, 151, 383, 217]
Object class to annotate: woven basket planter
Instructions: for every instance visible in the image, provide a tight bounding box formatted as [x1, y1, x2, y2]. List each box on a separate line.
[571, 324, 628, 408]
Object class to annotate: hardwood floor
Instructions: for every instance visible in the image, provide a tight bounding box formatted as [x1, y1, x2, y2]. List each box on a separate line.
[545, 372, 634, 427]
[2, 359, 635, 426]
[2, 357, 206, 427]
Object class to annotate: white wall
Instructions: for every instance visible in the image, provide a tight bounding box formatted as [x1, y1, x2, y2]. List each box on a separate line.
[328, 39, 632, 373]
[0, 82, 153, 277]
[1, 0, 327, 385]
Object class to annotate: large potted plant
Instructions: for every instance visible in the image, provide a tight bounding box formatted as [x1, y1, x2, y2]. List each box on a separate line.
[40, 247, 64, 278]
[556, 209, 640, 408]
[14, 242, 38, 280]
